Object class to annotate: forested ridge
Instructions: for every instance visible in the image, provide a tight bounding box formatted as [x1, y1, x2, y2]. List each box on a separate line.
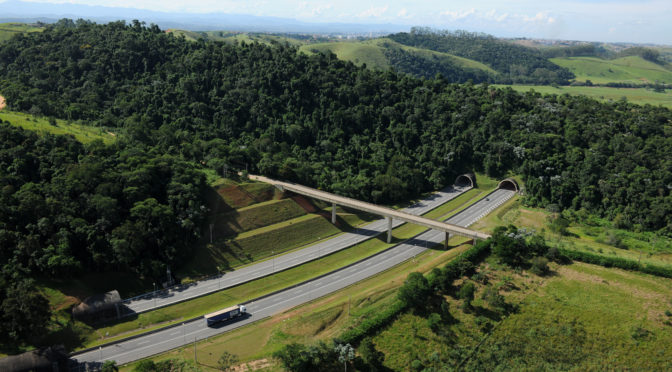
[0, 19, 671, 346]
[388, 27, 575, 84]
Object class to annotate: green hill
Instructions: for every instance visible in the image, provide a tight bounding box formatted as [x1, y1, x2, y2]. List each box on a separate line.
[551, 55, 672, 84]
[299, 39, 390, 69]
[0, 22, 44, 42]
[299, 38, 496, 75]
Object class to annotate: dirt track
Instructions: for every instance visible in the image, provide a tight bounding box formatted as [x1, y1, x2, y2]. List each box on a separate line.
[0, 95, 5, 111]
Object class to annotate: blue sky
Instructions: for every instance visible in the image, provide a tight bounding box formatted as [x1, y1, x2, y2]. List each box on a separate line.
[13, 0, 672, 43]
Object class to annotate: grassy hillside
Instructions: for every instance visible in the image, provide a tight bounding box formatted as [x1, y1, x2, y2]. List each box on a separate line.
[0, 110, 118, 143]
[497, 84, 672, 109]
[299, 39, 390, 69]
[374, 260, 672, 370]
[471, 196, 672, 268]
[298, 38, 496, 76]
[164, 29, 205, 41]
[551, 55, 672, 84]
[0, 22, 44, 42]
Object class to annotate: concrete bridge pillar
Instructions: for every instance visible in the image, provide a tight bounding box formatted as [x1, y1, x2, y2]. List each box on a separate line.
[387, 217, 393, 243]
[445, 232, 450, 249]
[332, 203, 337, 224]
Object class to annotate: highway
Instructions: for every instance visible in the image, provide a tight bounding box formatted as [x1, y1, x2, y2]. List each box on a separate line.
[121, 185, 471, 315]
[72, 188, 515, 367]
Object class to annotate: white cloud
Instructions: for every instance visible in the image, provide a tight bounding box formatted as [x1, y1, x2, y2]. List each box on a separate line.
[521, 12, 556, 25]
[397, 8, 408, 17]
[440, 8, 475, 20]
[297, 2, 333, 18]
[357, 5, 388, 18]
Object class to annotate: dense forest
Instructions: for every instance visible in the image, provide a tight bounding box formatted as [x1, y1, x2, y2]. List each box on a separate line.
[381, 42, 494, 82]
[0, 20, 669, 229]
[389, 27, 575, 84]
[0, 19, 671, 343]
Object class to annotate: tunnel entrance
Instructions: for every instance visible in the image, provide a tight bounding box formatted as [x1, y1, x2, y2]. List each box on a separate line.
[455, 173, 476, 188]
[498, 178, 519, 192]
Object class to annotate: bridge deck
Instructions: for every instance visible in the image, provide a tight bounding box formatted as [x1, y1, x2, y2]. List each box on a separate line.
[248, 175, 491, 241]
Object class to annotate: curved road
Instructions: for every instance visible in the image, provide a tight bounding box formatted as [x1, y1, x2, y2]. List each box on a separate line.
[73, 188, 515, 367]
[122, 185, 471, 315]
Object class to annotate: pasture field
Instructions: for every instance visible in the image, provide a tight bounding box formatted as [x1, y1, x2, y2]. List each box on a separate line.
[0, 22, 44, 42]
[498, 84, 672, 108]
[299, 39, 390, 69]
[550, 55, 672, 84]
[0, 110, 118, 143]
[298, 38, 496, 75]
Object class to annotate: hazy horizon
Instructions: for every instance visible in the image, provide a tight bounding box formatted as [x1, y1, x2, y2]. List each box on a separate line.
[0, 0, 670, 44]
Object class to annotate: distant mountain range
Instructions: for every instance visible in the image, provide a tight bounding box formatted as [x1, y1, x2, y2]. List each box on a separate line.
[0, 0, 408, 34]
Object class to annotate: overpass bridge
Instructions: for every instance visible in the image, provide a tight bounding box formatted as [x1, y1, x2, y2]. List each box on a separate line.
[248, 174, 493, 247]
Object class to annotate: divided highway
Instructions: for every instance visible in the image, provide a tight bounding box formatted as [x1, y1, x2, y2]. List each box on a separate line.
[121, 185, 471, 315]
[73, 188, 516, 366]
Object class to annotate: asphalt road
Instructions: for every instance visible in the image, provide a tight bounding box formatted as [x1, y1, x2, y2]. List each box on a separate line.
[122, 185, 471, 315]
[73, 188, 515, 367]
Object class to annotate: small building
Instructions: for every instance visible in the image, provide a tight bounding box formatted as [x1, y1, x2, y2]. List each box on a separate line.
[72, 290, 121, 320]
[0, 345, 68, 372]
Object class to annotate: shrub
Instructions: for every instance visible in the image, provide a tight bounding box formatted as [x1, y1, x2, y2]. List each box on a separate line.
[458, 281, 476, 311]
[481, 286, 506, 311]
[530, 256, 550, 276]
[397, 272, 431, 309]
[427, 313, 442, 333]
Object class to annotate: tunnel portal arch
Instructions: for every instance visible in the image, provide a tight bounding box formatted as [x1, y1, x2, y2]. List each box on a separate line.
[455, 173, 476, 188]
[498, 178, 519, 192]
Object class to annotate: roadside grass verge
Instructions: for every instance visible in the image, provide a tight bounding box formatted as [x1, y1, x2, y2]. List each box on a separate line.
[73, 220, 454, 351]
[183, 173, 497, 279]
[0, 110, 117, 143]
[471, 197, 672, 268]
[118, 241, 473, 371]
[180, 213, 345, 278]
[208, 198, 308, 238]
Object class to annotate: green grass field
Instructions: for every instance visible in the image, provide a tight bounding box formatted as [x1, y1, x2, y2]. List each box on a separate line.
[471, 196, 672, 269]
[165, 29, 205, 41]
[0, 22, 44, 42]
[299, 39, 390, 69]
[298, 38, 496, 75]
[498, 84, 672, 108]
[373, 260, 672, 371]
[209, 198, 308, 238]
[551, 55, 672, 84]
[0, 110, 118, 144]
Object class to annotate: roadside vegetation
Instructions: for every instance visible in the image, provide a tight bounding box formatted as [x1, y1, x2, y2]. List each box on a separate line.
[36, 176, 494, 353]
[0, 20, 670, 364]
[120, 222, 672, 371]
